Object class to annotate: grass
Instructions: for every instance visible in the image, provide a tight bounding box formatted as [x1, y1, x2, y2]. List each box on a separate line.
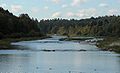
[60, 36, 120, 53]
[96, 37, 120, 53]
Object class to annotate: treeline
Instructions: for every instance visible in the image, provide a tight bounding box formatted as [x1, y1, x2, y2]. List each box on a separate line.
[0, 7, 120, 38]
[0, 7, 43, 39]
[39, 16, 120, 37]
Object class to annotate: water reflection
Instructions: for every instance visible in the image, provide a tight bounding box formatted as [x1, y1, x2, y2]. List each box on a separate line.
[0, 36, 120, 73]
[0, 50, 119, 73]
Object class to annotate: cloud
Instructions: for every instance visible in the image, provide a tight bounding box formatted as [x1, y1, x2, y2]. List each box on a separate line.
[44, 6, 49, 10]
[52, 12, 61, 18]
[62, 4, 68, 8]
[74, 8, 96, 18]
[77, 8, 97, 18]
[0, 3, 7, 8]
[108, 9, 118, 15]
[65, 8, 97, 18]
[52, 0, 60, 3]
[31, 7, 39, 13]
[66, 12, 74, 17]
[11, 5, 22, 13]
[71, 0, 87, 6]
[99, 3, 108, 7]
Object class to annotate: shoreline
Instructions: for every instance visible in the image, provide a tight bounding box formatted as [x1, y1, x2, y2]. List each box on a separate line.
[0, 36, 120, 53]
[96, 37, 120, 53]
[0, 36, 50, 50]
[60, 37, 120, 53]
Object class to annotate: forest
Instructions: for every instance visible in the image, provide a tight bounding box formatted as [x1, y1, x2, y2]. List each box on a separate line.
[0, 7, 120, 38]
[39, 16, 120, 37]
[0, 7, 43, 39]
[0, 7, 120, 52]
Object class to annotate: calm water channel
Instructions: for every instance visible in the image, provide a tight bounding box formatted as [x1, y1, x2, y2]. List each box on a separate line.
[0, 36, 120, 73]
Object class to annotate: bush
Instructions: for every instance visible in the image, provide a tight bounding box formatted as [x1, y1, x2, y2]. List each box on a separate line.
[0, 32, 4, 39]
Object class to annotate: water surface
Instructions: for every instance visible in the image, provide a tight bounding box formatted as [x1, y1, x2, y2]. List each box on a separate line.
[0, 36, 120, 73]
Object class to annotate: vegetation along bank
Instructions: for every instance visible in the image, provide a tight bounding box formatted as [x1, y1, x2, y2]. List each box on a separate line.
[0, 7, 120, 53]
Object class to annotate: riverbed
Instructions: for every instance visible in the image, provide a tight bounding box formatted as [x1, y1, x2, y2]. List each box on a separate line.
[0, 36, 120, 73]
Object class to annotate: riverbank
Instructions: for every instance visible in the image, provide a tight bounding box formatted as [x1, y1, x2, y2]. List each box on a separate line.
[60, 36, 120, 53]
[96, 37, 120, 53]
[0, 36, 50, 50]
[59, 37, 94, 41]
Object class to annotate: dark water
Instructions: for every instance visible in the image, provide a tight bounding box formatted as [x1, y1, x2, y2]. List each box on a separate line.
[0, 36, 120, 73]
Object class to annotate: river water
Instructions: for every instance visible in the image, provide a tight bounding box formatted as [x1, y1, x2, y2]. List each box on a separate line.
[0, 36, 120, 73]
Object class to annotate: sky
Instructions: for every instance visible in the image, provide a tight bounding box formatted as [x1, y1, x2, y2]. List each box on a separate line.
[0, 0, 120, 20]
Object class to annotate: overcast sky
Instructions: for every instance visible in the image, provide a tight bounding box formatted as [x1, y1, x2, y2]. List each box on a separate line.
[0, 0, 120, 19]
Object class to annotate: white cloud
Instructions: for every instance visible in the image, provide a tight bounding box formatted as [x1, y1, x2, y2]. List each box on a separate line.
[44, 6, 49, 10]
[65, 8, 97, 18]
[52, 12, 61, 18]
[76, 8, 97, 18]
[31, 7, 39, 13]
[0, 3, 7, 8]
[11, 5, 22, 13]
[62, 4, 68, 8]
[108, 9, 118, 15]
[66, 12, 74, 17]
[99, 3, 108, 7]
[52, 0, 60, 3]
[71, 0, 87, 6]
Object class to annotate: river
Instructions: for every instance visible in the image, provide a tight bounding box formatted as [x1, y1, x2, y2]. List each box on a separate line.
[0, 36, 120, 73]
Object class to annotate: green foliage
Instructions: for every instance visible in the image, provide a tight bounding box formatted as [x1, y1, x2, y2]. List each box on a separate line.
[0, 7, 43, 39]
[96, 37, 120, 53]
[0, 32, 4, 39]
[39, 16, 120, 37]
[0, 7, 120, 38]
